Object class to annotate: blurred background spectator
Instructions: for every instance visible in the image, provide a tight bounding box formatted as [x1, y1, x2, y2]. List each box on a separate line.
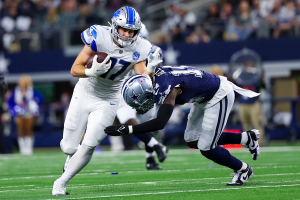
[8, 75, 44, 155]
[0, 73, 7, 154]
[0, 0, 299, 152]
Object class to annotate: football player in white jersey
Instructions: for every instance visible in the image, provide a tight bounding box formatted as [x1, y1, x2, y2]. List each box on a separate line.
[52, 7, 162, 196]
[114, 23, 167, 170]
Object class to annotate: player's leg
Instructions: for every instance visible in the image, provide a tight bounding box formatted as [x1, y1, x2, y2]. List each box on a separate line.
[60, 84, 89, 157]
[186, 91, 253, 186]
[60, 106, 116, 182]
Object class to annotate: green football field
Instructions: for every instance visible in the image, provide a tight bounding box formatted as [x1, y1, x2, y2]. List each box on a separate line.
[1, 146, 300, 200]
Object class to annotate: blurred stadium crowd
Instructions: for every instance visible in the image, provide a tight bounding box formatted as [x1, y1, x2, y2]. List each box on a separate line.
[0, 0, 299, 155]
[1, 0, 300, 52]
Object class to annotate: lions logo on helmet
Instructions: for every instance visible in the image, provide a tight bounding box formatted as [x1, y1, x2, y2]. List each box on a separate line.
[122, 74, 155, 115]
[111, 6, 142, 47]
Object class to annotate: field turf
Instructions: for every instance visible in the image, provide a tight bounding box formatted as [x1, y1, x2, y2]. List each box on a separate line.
[0, 146, 300, 200]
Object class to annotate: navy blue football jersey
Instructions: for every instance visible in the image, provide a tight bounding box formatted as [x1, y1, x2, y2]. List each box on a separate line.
[153, 66, 220, 105]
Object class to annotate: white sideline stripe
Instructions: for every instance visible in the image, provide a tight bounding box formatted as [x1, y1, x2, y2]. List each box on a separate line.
[46, 184, 300, 199]
[2, 173, 300, 193]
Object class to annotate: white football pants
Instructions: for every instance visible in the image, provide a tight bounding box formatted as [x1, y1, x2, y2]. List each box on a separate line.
[60, 83, 119, 155]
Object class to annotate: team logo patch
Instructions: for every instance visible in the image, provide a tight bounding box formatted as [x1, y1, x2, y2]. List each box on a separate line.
[119, 50, 123, 54]
[129, 90, 141, 103]
[113, 10, 120, 18]
[133, 51, 140, 61]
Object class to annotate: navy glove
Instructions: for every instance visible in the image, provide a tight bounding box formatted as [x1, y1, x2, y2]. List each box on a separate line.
[105, 124, 129, 136]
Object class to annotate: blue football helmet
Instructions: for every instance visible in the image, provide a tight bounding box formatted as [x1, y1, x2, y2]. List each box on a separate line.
[111, 6, 142, 47]
[122, 74, 155, 115]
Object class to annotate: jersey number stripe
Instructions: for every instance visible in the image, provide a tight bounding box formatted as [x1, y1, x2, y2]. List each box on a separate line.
[100, 58, 131, 80]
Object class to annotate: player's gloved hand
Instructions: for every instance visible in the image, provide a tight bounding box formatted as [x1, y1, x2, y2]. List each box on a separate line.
[104, 124, 130, 136]
[146, 48, 163, 73]
[85, 55, 112, 77]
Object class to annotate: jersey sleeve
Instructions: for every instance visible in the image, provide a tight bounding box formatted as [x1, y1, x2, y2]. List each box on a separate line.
[81, 25, 101, 52]
[136, 37, 152, 62]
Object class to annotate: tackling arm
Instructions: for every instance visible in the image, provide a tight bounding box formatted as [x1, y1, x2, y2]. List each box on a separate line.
[104, 87, 181, 136]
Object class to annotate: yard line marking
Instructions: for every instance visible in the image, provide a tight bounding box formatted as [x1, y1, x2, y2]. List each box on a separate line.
[0, 185, 34, 189]
[2, 173, 300, 193]
[1, 169, 300, 181]
[44, 184, 300, 199]
[1, 146, 300, 161]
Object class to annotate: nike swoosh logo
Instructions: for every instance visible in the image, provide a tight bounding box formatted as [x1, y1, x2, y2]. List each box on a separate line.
[154, 89, 159, 95]
[110, 103, 115, 105]
[97, 70, 103, 72]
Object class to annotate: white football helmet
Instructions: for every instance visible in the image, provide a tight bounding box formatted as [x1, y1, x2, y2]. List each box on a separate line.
[121, 74, 155, 115]
[140, 23, 149, 39]
[111, 6, 142, 47]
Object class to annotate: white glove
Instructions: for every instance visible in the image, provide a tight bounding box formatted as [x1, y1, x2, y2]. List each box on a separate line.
[146, 48, 163, 73]
[85, 55, 112, 77]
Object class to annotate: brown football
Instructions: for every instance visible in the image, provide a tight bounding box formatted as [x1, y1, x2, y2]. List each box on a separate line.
[86, 52, 110, 68]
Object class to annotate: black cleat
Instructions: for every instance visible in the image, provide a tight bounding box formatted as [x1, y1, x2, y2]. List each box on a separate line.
[146, 156, 162, 170]
[245, 129, 260, 160]
[226, 164, 253, 186]
[153, 143, 168, 162]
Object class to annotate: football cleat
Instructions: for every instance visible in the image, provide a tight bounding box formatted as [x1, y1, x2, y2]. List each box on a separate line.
[153, 143, 168, 162]
[245, 129, 260, 160]
[52, 179, 66, 196]
[226, 164, 253, 186]
[146, 156, 162, 170]
[63, 155, 71, 173]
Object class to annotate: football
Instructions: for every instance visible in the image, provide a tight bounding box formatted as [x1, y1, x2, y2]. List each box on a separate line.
[86, 52, 109, 69]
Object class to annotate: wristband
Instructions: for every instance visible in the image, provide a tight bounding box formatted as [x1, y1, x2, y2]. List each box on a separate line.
[128, 125, 133, 134]
[85, 68, 93, 77]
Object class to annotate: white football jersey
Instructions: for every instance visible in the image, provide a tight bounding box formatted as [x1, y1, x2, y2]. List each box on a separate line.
[79, 25, 152, 99]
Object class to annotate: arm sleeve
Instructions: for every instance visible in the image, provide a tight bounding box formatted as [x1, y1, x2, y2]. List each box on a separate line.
[132, 104, 174, 134]
[81, 25, 98, 51]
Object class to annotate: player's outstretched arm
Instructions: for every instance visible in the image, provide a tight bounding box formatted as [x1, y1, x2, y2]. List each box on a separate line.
[104, 87, 181, 136]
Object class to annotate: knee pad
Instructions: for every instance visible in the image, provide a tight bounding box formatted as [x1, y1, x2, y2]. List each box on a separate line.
[197, 139, 213, 151]
[60, 139, 78, 155]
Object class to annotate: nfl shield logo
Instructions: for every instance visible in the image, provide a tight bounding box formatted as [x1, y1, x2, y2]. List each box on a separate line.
[133, 51, 140, 61]
[119, 50, 123, 54]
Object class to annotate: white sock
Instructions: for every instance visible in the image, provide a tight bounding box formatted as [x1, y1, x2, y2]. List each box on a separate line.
[18, 137, 25, 155]
[240, 132, 248, 146]
[60, 144, 94, 184]
[147, 137, 158, 148]
[239, 162, 248, 171]
[146, 152, 154, 158]
[24, 136, 34, 155]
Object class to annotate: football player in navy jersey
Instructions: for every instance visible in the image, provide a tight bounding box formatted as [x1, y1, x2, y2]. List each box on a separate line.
[105, 65, 261, 186]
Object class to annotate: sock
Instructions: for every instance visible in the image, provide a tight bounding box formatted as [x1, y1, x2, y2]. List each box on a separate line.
[133, 133, 152, 145]
[145, 151, 154, 158]
[18, 137, 25, 155]
[200, 145, 243, 171]
[145, 145, 154, 158]
[24, 136, 34, 155]
[217, 132, 242, 145]
[240, 132, 248, 146]
[60, 144, 94, 184]
[147, 137, 158, 148]
[239, 162, 248, 171]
